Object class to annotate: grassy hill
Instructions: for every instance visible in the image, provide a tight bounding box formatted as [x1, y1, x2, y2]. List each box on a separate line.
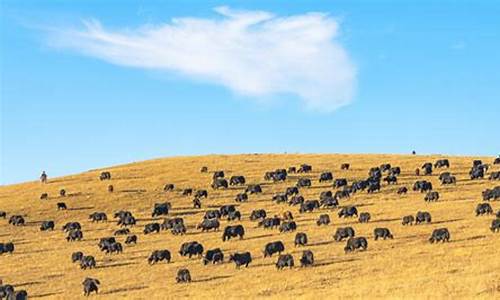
[0, 154, 499, 299]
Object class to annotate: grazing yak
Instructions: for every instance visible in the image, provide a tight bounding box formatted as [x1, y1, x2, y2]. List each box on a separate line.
[117, 215, 136, 227]
[80, 256, 96, 270]
[161, 218, 184, 231]
[440, 172, 456, 185]
[316, 214, 330, 226]
[227, 210, 241, 221]
[212, 178, 228, 190]
[40, 220, 55, 231]
[416, 211, 432, 224]
[0, 211, 6, 219]
[402, 215, 415, 225]
[489, 171, 500, 180]
[319, 172, 333, 182]
[98, 237, 116, 252]
[258, 217, 281, 229]
[389, 167, 401, 176]
[429, 228, 450, 243]
[475, 203, 493, 216]
[89, 212, 107, 222]
[71, 251, 84, 263]
[482, 187, 500, 201]
[374, 228, 394, 240]
[296, 178, 312, 188]
[424, 191, 439, 202]
[229, 252, 252, 268]
[299, 200, 320, 213]
[341, 163, 350, 170]
[397, 187, 408, 195]
[264, 241, 285, 257]
[66, 229, 83, 242]
[434, 159, 450, 168]
[294, 232, 308, 247]
[222, 225, 245, 241]
[230, 176, 246, 186]
[182, 188, 193, 196]
[246, 184, 262, 194]
[421, 163, 433, 175]
[195, 190, 208, 198]
[298, 164, 312, 173]
[283, 211, 293, 221]
[286, 186, 300, 196]
[143, 223, 161, 235]
[99, 171, 111, 180]
[204, 210, 222, 220]
[367, 182, 381, 193]
[289, 195, 305, 206]
[384, 175, 397, 185]
[125, 235, 137, 244]
[148, 250, 171, 264]
[413, 180, 433, 193]
[380, 163, 392, 172]
[152, 202, 170, 217]
[114, 228, 130, 236]
[470, 166, 485, 180]
[203, 248, 224, 265]
[176, 269, 191, 283]
[276, 254, 294, 269]
[491, 219, 500, 232]
[179, 241, 204, 258]
[359, 212, 371, 223]
[250, 209, 267, 221]
[198, 218, 220, 232]
[320, 196, 339, 208]
[62, 221, 81, 232]
[163, 184, 175, 191]
[105, 242, 123, 254]
[334, 227, 355, 242]
[338, 206, 358, 218]
[344, 237, 368, 253]
[193, 198, 202, 209]
[213, 170, 225, 179]
[300, 250, 314, 267]
[273, 193, 288, 203]
[0, 242, 15, 255]
[265, 169, 287, 182]
[333, 178, 348, 188]
[235, 193, 248, 202]
[57, 202, 67, 210]
[82, 278, 100, 296]
[279, 221, 297, 233]
[220, 204, 236, 217]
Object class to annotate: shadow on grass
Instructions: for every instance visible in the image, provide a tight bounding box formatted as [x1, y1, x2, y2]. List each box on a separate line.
[192, 275, 231, 283]
[100, 285, 149, 295]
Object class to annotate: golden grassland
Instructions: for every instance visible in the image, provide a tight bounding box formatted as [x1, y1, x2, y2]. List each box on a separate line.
[0, 153, 499, 299]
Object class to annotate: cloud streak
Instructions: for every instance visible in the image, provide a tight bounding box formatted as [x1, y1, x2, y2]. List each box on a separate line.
[47, 6, 356, 111]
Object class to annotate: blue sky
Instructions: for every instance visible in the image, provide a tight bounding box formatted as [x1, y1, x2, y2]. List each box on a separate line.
[1, 0, 499, 185]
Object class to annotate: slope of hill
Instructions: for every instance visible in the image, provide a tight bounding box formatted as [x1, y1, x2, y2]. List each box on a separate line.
[0, 154, 499, 299]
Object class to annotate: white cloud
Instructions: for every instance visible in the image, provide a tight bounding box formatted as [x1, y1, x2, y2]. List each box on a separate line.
[47, 6, 356, 112]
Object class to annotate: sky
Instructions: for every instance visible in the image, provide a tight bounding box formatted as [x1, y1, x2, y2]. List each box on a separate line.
[1, 0, 499, 185]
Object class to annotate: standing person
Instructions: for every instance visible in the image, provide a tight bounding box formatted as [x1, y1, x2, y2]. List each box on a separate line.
[40, 171, 47, 183]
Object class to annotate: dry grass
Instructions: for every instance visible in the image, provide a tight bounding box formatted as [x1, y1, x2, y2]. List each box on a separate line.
[0, 153, 499, 299]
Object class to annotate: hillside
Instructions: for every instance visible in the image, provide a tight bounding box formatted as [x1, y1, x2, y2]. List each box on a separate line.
[0, 153, 499, 299]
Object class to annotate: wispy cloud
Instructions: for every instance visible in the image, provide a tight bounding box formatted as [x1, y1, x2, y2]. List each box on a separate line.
[46, 6, 356, 112]
[451, 41, 466, 50]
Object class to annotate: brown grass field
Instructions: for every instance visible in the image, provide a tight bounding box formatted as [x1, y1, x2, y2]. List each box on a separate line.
[0, 153, 499, 299]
